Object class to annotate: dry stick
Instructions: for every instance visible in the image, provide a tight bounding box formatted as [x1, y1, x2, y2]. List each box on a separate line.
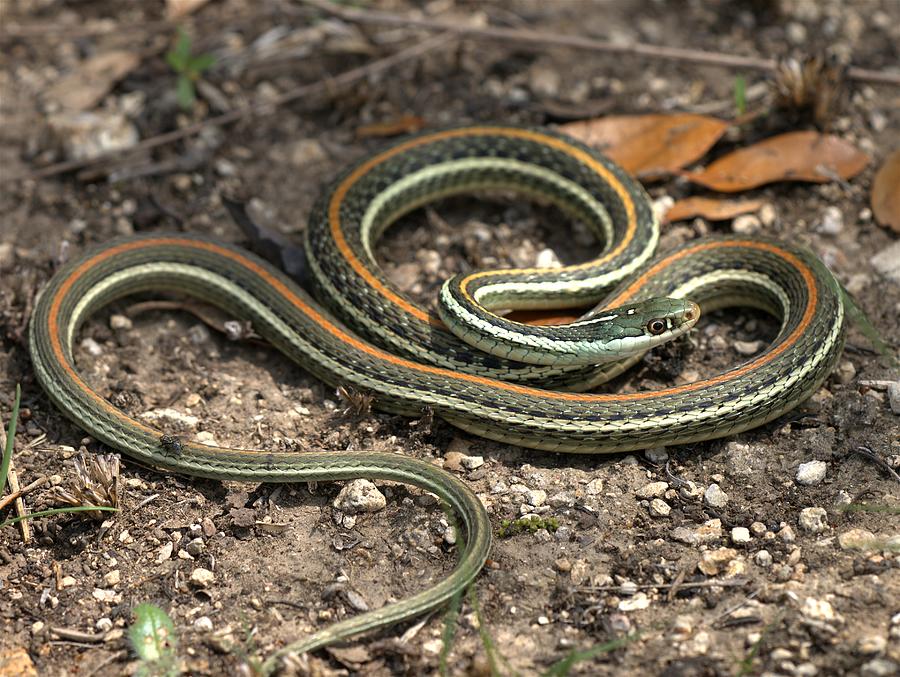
[0, 475, 49, 512]
[5, 464, 31, 542]
[11, 32, 455, 184]
[301, 0, 900, 86]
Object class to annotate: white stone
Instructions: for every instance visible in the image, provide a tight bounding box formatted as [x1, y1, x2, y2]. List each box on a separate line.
[649, 498, 671, 517]
[333, 479, 386, 514]
[731, 527, 751, 544]
[636, 481, 669, 498]
[871, 241, 900, 284]
[799, 507, 828, 533]
[704, 483, 729, 509]
[193, 616, 213, 632]
[796, 460, 827, 486]
[190, 568, 215, 588]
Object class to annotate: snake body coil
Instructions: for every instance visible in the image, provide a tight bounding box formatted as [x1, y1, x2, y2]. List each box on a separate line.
[28, 126, 845, 665]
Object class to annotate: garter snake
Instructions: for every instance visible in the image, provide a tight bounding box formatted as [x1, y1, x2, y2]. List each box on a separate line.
[28, 126, 846, 667]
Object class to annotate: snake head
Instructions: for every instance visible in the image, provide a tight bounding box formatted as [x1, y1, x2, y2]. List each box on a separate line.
[574, 297, 700, 362]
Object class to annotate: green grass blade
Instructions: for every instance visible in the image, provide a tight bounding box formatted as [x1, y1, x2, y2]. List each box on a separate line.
[0, 505, 119, 529]
[543, 633, 638, 677]
[734, 75, 747, 115]
[1, 384, 21, 492]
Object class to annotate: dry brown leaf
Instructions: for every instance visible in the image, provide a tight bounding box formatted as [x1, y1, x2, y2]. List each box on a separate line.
[871, 148, 900, 234]
[686, 131, 868, 192]
[166, 0, 211, 20]
[44, 50, 141, 111]
[356, 114, 426, 139]
[665, 197, 764, 223]
[561, 114, 729, 178]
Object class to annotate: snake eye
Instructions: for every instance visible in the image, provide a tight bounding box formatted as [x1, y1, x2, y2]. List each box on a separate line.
[647, 318, 667, 336]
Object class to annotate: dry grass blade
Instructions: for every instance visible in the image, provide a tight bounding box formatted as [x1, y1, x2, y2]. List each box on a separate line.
[772, 54, 847, 128]
[50, 453, 122, 519]
[336, 385, 375, 417]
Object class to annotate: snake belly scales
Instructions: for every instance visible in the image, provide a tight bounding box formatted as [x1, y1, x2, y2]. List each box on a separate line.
[28, 126, 846, 663]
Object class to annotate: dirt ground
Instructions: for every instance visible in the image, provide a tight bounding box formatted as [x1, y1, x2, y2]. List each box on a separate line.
[1, 1, 899, 675]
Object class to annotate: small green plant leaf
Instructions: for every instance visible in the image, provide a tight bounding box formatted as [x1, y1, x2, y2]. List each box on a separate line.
[734, 75, 747, 115]
[167, 28, 193, 72]
[176, 76, 195, 110]
[129, 603, 177, 665]
[188, 52, 216, 75]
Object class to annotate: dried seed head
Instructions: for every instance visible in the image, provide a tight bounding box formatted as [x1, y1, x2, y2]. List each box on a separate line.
[772, 52, 847, 128]
[50, 452, 121, 519]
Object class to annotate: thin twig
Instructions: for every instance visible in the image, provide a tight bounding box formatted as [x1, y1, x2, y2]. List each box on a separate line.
[577, 577, 750, 593]
[853, 446, 900, 483]
[301, 0, 900, 86]
[6, 463, 31, 543]
[9, 32, 455, 184]
[49, 626, 107, 643]
[0, 475, 49, 511]
[710, 589, 760, 627]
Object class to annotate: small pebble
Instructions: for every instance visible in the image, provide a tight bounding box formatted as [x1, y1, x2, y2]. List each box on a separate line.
[799, 507, 829, 533]
[750, 521, 767, 536]
[102, 570, 120, 587]
[185, 538, 205, 556]
[755, 550, 773, 567]
[704, 483, 729, 509]
[80, 337, 103, 356]
[731, 527, 751, 544]
[636, 481, 668, 499]
[190, 568, 215, 588]
[333, 479, 386, 514]
[194, 616, 214, 632]
[460, 455, 484, 470]
[838, 528, 877, 551]
[732, 214, 761, 234]
[796, 460, 827, 486]
[733, 340, 762, 356]
[96, 618, 113, 632]
[649, 498, 671, 517]
[697, 548, 738, 576]
[834, 361, 856, 385]
[857, 635, 887, 656]
[888, 382, 900, 415]
[816, 206, 844, 235]
[802, 598, 836, 622]
[778, 525, 796, 543]
[525, 489, 547, 507]
[861, 658, 898, 677]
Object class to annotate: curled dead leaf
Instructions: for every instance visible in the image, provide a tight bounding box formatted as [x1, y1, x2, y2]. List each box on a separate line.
[562, 113, 730, 179]
[166, 0, 211, 20]
[685, 131, 868, 192]
[44, 50, 141, 111]
[665, 197, 764, 224]
[871, 149, 900, 234]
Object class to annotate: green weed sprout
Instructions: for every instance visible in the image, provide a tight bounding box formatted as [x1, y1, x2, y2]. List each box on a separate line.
[129, 603, 180, 677]
[165, 28, 215, 110]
